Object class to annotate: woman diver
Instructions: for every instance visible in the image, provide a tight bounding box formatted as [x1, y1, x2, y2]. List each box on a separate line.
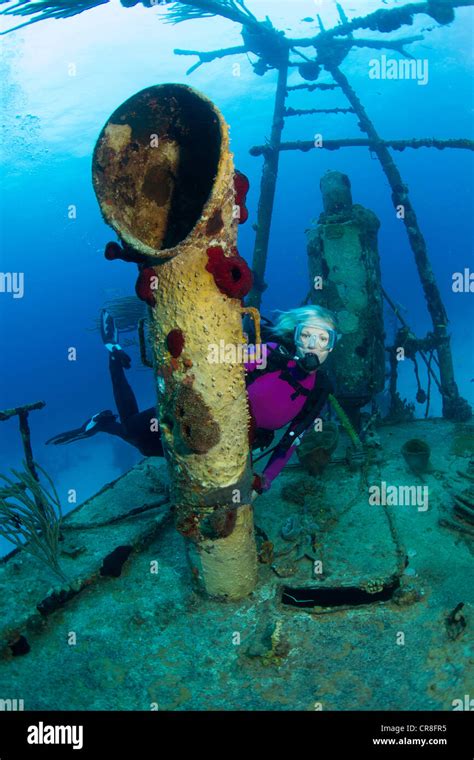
[47, 305, 339, 496]
[245, 305, 338, 496]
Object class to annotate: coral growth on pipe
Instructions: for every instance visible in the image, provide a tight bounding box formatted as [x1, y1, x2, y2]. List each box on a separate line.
[234, 170, 250, 224]
[92, 84, 258, 599]
[205, 245, 253, 299]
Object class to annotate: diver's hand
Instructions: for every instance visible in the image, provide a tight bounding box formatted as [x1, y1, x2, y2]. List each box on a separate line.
[252, 473, 265, 495]
[251, 473, 271, 500]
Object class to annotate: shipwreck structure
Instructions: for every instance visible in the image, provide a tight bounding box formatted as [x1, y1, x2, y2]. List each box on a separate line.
[92, 83, 259, 600]
[2, 1, 472, 423]
[167, 0, 473, 422]
[307, 170, 386, 428]
[1, 7, 474, 693]
[1, 1, 473, 615]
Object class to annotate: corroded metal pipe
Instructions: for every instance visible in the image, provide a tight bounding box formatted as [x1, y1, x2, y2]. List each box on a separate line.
[92, 84, 258, 599]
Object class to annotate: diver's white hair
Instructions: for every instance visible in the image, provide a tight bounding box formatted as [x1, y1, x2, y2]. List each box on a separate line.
[271, 305, 338, 342]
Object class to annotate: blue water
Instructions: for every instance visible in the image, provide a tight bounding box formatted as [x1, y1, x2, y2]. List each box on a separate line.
[0, 0, 473, 557]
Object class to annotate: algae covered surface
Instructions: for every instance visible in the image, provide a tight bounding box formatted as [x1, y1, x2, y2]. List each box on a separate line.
[0, 419, 473, 711]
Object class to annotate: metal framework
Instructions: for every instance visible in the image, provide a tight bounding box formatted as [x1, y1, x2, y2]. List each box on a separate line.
[1, 0, 473, 418]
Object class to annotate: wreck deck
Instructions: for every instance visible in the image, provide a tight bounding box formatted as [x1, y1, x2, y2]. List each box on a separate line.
[0, 418, 472, 710]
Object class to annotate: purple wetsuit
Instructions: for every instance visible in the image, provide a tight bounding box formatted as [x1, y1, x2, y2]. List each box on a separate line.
[245, 342, 319, 492]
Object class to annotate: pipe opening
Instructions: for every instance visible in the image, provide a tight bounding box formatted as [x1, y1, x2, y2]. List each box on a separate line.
[282, 578, 400, 609]
[93, 84, 222, 252]
[9, 634, 30, 656]
[100, 545, 133, 578]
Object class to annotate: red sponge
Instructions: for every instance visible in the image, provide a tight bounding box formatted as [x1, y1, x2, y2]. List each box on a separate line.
[206, 245, 253, 299]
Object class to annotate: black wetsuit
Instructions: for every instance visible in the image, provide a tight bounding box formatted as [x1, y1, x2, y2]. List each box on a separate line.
[105, 354, 163, 457]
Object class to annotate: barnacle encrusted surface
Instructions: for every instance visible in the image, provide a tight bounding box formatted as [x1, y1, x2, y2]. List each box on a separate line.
[174, 385, 221, 454]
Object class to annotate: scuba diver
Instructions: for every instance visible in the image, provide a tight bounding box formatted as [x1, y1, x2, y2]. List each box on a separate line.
[245, 305, 338, 495]
[46, 310, 163, 458]
[47, 305, 339, 496]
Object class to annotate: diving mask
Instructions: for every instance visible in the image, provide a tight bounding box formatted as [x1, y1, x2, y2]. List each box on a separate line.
[294, 321, 338, 352]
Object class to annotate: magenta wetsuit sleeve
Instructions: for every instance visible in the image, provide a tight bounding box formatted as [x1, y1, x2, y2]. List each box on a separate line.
[259, 420, 313, 492]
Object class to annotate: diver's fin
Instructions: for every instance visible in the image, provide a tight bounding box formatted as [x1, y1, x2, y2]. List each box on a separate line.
[85, 410, 117, 432]
[100, 308, 118, 345]
[84, 413, 100, 432]
[46, 411, 117, 445]
[101, 309, 131, 368]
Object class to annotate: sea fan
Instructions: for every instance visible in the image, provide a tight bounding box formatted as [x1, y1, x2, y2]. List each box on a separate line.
[0, 0, 110, 34]
[0, 462, 67, 582]
[0, 0, 258, 34]
[164, 0, 257, 25]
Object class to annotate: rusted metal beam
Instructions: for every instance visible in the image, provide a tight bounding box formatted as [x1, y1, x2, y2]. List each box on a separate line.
[250, 137, 474, 157]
